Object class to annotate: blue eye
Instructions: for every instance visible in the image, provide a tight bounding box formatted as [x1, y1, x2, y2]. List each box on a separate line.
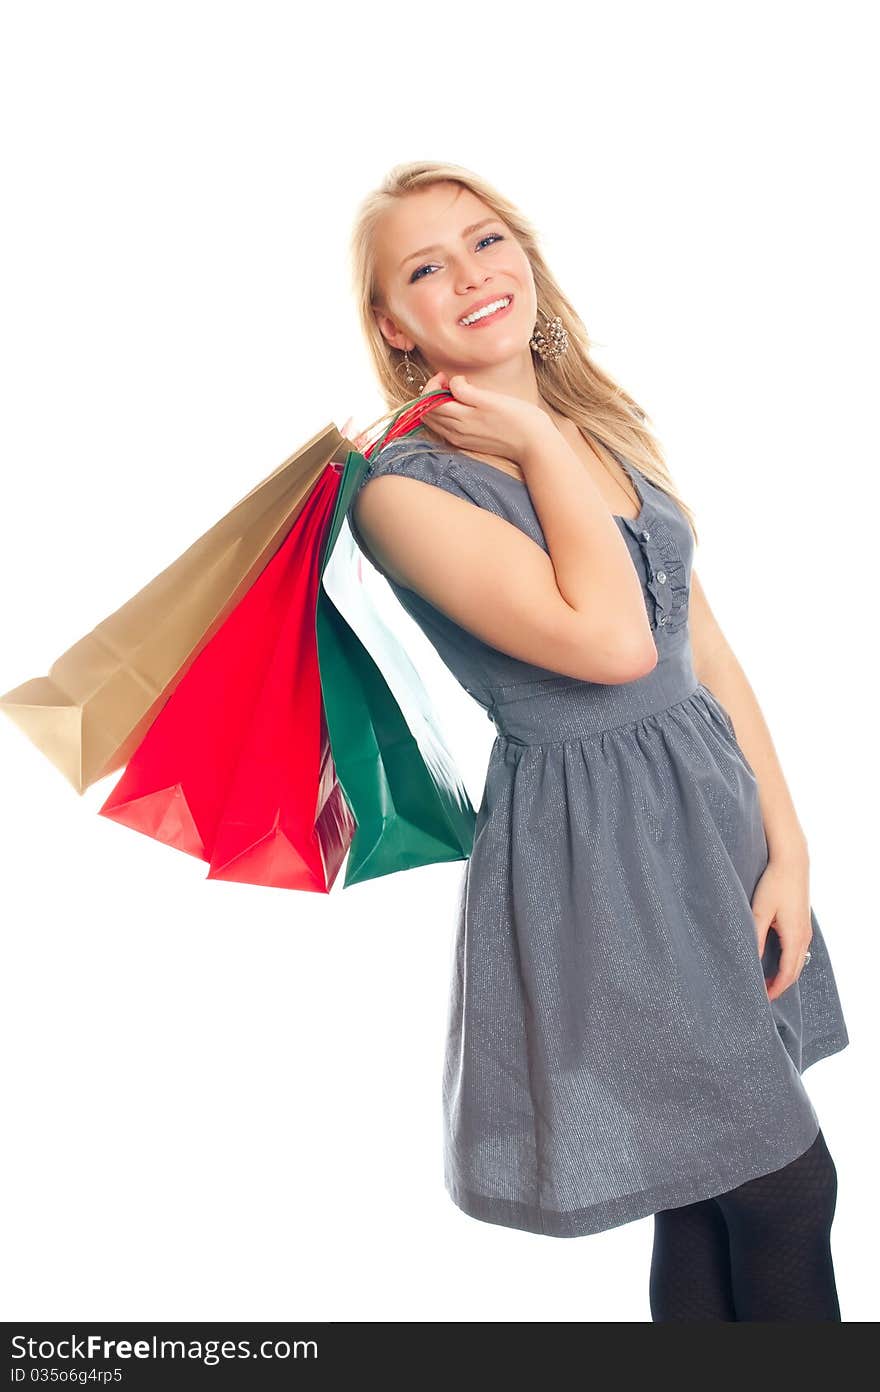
[410, 233, 504, 283]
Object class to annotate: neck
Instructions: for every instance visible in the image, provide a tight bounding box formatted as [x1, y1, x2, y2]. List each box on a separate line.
[425, 347, 560, 424]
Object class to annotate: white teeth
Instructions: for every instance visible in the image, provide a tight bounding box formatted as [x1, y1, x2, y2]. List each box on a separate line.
[459, 297, 510, 326]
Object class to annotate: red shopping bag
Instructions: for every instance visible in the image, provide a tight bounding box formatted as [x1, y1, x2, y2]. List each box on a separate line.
[99, 465, 355, 891]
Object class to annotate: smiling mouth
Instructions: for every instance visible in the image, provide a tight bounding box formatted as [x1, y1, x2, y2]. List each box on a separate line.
[458, 294, 514, 327]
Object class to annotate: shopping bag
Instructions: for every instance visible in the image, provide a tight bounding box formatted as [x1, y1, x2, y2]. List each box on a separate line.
[2, 389, 477, 891]
[0, 425, 345, 793]
[316, 393, 477, 886]
[99, 465, 355, 891]
[98, 387, 475, 890]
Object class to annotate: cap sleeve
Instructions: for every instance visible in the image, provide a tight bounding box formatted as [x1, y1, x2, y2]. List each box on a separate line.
[346, 436, 490, 578]
[357, 435, 480, 491]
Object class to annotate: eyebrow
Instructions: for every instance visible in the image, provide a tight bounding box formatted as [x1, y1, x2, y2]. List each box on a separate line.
[398, 218, 499, 271]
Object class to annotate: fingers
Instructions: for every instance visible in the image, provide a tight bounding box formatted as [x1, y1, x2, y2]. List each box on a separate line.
[420, 370, 450, 395]
[417, 370, 466, 438]
[750, 886, 774, 958]
[753, 914, 772, 958]
[751, 869, 814, 1001]
[765, 931, 813, 1000]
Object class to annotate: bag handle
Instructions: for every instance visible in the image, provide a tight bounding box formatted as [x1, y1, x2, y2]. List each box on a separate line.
[365, 388, 452, 460]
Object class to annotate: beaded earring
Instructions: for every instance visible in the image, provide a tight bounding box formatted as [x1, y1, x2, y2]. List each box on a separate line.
[529, 309, 569, 361]
[398, 347, 429, 389]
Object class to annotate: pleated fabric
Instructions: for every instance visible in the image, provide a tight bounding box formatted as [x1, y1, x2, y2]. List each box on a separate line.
[347, 432, 850, 1239]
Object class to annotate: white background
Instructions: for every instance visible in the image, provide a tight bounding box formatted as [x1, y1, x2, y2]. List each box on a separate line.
[1, 0, 876, 1322]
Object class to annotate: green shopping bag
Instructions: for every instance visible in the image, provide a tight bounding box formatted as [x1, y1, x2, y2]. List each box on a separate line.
[317, 391, 477, 887]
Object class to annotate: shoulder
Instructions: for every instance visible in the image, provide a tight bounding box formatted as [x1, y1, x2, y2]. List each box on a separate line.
[349, 433, 487, 509]
[360, 432, 455, 484]
[346, 433, 506, 580]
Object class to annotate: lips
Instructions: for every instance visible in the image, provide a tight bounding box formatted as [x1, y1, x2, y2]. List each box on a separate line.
[458, 292, 514, 326]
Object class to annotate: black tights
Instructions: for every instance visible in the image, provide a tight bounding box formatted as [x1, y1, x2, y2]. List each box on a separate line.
[649, 1127, 841, 1321]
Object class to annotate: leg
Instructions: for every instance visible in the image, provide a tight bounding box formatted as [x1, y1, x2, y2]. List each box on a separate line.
[713, 1127, 841, 1321]
[649, 1194, 737, 1321]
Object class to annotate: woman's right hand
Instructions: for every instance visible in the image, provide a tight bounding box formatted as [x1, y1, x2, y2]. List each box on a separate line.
[417, 370, 550, 465]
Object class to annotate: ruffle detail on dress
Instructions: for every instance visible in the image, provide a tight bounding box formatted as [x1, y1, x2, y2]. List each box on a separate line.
[623, 510, 689, 634]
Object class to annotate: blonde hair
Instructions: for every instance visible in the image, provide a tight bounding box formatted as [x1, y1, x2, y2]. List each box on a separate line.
[349, 159, 698, 544]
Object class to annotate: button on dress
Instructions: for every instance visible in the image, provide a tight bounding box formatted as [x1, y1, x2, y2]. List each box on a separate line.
[347, 431, 850, 1239]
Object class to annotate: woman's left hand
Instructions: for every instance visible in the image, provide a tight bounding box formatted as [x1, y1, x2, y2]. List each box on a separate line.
[750, 856, 813, 1001]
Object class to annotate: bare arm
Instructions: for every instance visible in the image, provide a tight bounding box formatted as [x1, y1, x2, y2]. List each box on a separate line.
[518, 418, 655, 669]
[690, 568, 809, 864]
[354, 415, 657, 685]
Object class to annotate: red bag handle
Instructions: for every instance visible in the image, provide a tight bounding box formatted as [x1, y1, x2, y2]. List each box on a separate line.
[364, 389, 451, 460]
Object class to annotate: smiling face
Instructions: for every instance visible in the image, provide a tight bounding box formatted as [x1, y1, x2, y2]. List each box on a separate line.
[371, 182, 538, 378]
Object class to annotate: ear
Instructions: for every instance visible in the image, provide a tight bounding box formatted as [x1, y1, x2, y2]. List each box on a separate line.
[372, 305, 412, 354]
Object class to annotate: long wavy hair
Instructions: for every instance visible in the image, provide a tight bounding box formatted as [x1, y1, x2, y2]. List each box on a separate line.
[349, 159, 698, 543]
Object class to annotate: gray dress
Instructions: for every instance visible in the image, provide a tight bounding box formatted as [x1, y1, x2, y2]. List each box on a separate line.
[347, 430, 850, 1239]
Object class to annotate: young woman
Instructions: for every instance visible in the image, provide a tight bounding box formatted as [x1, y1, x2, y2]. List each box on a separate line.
[346, 161, 850, 1321]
